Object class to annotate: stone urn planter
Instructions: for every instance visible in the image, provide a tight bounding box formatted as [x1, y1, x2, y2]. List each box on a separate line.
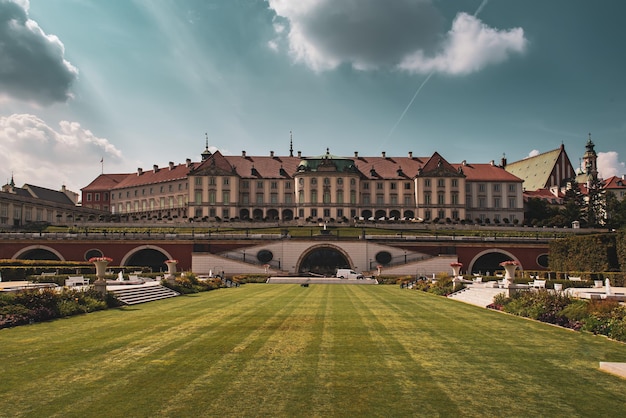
[500, 260, 520, 286]
[164, 259, 178, 280]
[90, 256, 112, 295]
[450, 262, 463, 278]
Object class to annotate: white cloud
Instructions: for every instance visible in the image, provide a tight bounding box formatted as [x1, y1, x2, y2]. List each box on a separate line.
[597, 151, 626, 179]
[0, 0, 78, 105]
[527, 149, 540, 158]
[267, 0, 526, 74]
[399, 13, 527, 75]
[0, 114, 123, 192]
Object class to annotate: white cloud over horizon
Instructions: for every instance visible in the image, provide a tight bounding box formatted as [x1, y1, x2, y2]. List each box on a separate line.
[0, 0, 78, 105]
[597, 151, 626, 179]
[267, 0, 527, 74]
[0, 114, 123, 192]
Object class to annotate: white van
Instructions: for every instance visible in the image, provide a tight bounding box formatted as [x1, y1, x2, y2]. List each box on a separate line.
[336, 269, 364, 279]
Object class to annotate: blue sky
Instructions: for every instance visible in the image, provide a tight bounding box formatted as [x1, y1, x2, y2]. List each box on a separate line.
[1, 0, 625, 193]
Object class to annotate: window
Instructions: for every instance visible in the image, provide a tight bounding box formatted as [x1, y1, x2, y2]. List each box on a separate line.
[195, 177, 202, 186]
[95, 193, 101, 201]
[257, 181, 264, 189]
[323, 191, 331, 204]
[284, 194, 292, 204]
[493, 184, 500, 192]
[242, 193, 249, 204]
[271, 181, 278, 189]
[363, 182, 369, 190]
[222, 208, 230, 219]
[337, 208, 344, 218]
[271, 193, 278, 204]
[209, 177, 216, 186]
[350, 178, 356, 186]
[424, 193, 431, 205]
[323, 208, 330, 217]
[363, 194, 370, 204]
[223, 191, 230, 204]
[390, 194, 398, 205]
[311, 178, 317, 185]
[494, 197, 501, 208]
[376, 182, 383, 190]
[350, 190, 356, 204]
[390, 182, 397, 190]
[142, 189, 146, 195]
[478, 184, 486, 192]
[509, 197, 516, 208]
[424, 179, 431, 187]
[337, 177, 343, 185]
[311, 208, 317, 217]
[242, 180, 249, 189]
[478, 197, 486, 208]
[256, 193, 264, 204]
[298, 178, 304, 186]
[437, 179, 445, 187]
[508, 184, 516, 192]
[311, 190, 318, 203]
[376, 194, 384, 205]
[438, 193, 445, 205]
[208, 191, 216, 204]
[195, 191, 202, 204]
[87, 193, 92, 201]
[404, 195, 412, 205]
[323, 178, 330, 186]
[438, 210, 445, 219]
[452, 210, 459, 220]
[451, 179, 458, 187]
[336, 190, 344, 204]
[285, 181, 291, 189]
[298, 190, 304, 203]
[223, 177, 229, 186]
[451, 193, 459, 205]
[149, 188, 153, 195]
[134, 190, 138, 196]
[404, 182, 411, 190]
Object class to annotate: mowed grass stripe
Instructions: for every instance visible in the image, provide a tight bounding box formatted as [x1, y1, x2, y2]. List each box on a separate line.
[1, 285, 626, 417]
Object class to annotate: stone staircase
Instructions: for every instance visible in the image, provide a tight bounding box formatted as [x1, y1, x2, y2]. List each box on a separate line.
[447, 286, 506, 308]
[109, 284, 180, 305]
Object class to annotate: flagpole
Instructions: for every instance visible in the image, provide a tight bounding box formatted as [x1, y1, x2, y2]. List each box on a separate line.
[101, 157, 104, 174]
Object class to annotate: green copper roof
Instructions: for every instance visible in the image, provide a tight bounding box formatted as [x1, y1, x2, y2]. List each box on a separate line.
[505, 148, 561, 191]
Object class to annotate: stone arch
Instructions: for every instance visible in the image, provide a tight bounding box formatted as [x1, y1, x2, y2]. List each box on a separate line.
[267, 208, 279, 220]
[252, 208, 264, 220]
[296, 244, 353, 276]
[468, 249, 521, 274]
[239, 208, 250, 220]
[120, 245, 174, 272]
[361, 209, 372, 218]
[13, 245, 65, 261]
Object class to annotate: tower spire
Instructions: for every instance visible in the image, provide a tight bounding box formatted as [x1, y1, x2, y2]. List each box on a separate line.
[201, 132, 212, 161]
[289, 131, 293, 157]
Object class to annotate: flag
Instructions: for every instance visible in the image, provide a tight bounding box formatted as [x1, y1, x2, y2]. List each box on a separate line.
[100, 157, 103, 163]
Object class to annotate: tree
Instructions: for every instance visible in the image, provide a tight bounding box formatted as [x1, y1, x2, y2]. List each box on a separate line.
[605, 191, 626, 229]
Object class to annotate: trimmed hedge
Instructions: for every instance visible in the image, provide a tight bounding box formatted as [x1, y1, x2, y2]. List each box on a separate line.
[549, 234, 619, 272]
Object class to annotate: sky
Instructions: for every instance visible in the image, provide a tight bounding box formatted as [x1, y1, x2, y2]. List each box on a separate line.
[1, 0, 625, 194]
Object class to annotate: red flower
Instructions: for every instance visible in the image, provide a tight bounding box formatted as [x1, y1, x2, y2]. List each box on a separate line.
[450, 262, 463, 267]
[165, 259, 178, 264]
[499, 260, 520, 266]
[89, 256, 113, 263]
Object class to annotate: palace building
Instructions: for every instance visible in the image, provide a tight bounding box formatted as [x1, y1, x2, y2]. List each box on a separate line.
[82, 142, 526, 225]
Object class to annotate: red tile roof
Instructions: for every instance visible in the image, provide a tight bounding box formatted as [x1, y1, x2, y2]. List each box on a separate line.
[453, 163, 523, 182]
[81, 174, 128, 191]
[112, 163, 193, 189]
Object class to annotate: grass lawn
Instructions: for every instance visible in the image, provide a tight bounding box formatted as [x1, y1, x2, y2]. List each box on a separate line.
[1, 285, 626, 417]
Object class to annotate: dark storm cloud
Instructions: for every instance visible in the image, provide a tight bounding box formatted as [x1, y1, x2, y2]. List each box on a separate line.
[0, 0, 78, 105]
[299, 0, 443, 70]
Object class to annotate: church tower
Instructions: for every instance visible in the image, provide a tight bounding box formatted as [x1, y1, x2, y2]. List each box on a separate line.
[582, 133, 598, 180]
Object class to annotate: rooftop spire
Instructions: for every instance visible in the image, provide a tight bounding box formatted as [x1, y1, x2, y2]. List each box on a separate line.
[289, 131, 293, 157]
[201, 132, 212, 161]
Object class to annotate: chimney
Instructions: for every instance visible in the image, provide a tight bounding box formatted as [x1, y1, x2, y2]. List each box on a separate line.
[408, 151, 413, 158]
[242, 150, 246, 157]
[186, 158, 191, 167]
[297, 151, 302, 158]
[490, 160, 495, 166]
[61, 185, 66, 192]
[153, 164, 159, 173]
[137, 167, 143, 175]
[270, 150, 274, 157]
[501, 153, 507, 168]
[354, 151, 359, 158]
[381, 151, 386, 158]
[462, 160, 467, 166]
[169, 161, 174, 170]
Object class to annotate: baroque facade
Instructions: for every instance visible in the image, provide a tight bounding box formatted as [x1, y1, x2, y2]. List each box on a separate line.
[83, 145, 525, 224]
